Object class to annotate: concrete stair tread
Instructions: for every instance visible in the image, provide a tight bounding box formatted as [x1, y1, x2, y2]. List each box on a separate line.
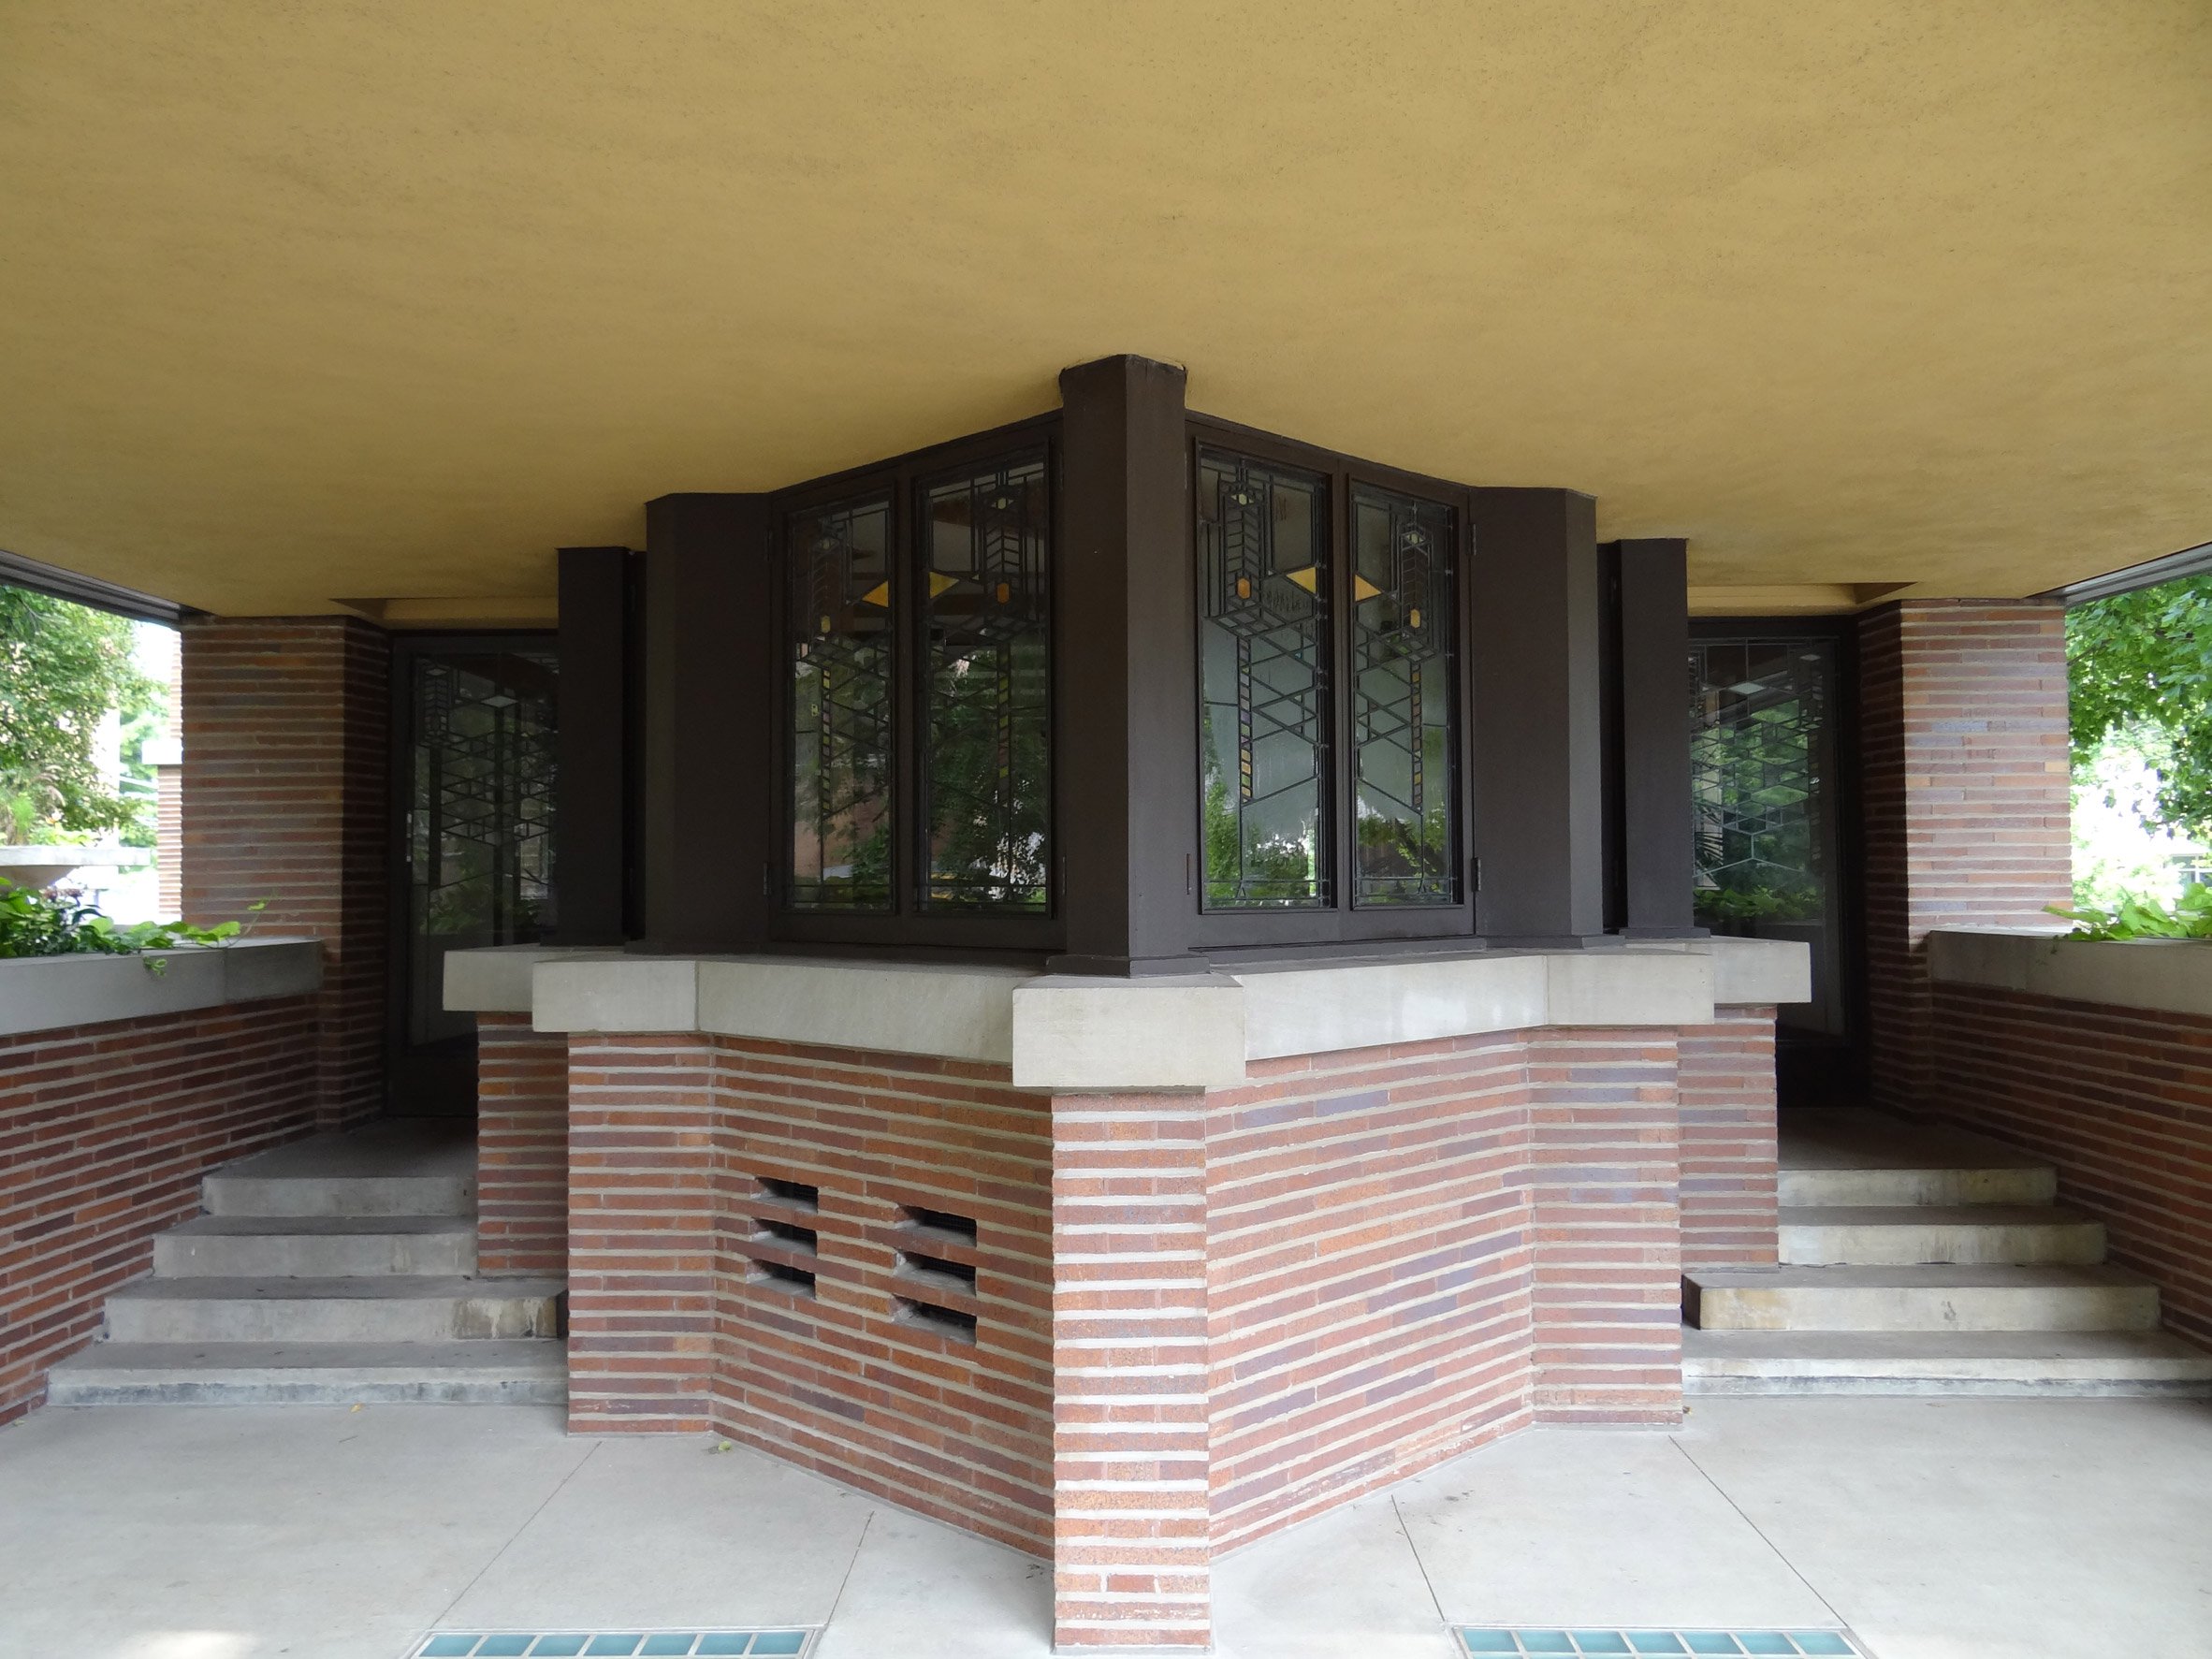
[1779, 1107, 2047, 1172]
[1686, 1263, 2150, 1290]
[211, 1120, 475, 1182]
[1683, 1327, 2212, 1395]
[46, 1340, 567, 1405]
[109, 1274, 562, 1302]
[51, 1339, 565, 1375]
[1781, 1204, 2097, 1227]
[162, 1215, 474, 1238]
[1682, 1327, 2212, 1365]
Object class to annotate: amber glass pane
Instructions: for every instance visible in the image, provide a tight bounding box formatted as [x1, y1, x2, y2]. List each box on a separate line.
[788, 494, 894, 910]
[1197, 449, 1330, 909]
[1351, 486, 1457, 906]
[921, 455, 1051, 910]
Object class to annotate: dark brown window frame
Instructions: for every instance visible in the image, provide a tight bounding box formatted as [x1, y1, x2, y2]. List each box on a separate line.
[770, 414, 1065, 954]
[1185, 414, 1477, 954]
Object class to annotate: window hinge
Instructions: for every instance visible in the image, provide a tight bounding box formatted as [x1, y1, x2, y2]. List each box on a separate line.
[1186, 852, 1193, 897]
[763, 863, 774, 898]
[1471, 856, 1483, 893]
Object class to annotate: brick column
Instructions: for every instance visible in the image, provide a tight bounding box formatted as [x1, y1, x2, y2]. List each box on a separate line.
[1677, 1009, 1779, 1269]
[1857, 601, 2072, 1113]
[475, 1014, 568, 1275]
[1524, 1029, 1683, 1424]
[181, 616, 389, 1129]
[566, 1033, 717, 1433]
[1051, 1092, 1211, 1652]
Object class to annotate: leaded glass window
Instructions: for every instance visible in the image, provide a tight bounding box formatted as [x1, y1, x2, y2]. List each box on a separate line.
[921, 457, 1051, 910]
[788, 494, 894, 910]
[1197, 449, 1330, 909]
[1351, 486, 1457, 906]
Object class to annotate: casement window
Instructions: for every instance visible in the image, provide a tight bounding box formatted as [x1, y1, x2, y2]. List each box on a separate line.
[780, 432, 1055, 933]
[1191, 425, 1469, 945]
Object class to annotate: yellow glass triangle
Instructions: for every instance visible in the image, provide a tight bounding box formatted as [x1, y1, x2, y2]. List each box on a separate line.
[860, 581, 891, 607]
[1354, 575, 1383, 602]
[1284, 566, 1317, 592]
[929, 571, 958, 598]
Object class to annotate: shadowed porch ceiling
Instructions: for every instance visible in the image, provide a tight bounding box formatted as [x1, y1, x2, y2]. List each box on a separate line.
[1, 2, 2205, 618]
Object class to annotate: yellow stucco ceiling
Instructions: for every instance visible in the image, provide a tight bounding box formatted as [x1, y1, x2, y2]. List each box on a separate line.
[2, 2, 2206, 617]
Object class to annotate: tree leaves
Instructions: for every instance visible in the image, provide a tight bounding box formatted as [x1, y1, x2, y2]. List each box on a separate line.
[2068, 575, 2212, 840]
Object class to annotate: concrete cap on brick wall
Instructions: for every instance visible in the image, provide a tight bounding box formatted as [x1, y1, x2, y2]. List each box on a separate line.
[448, 935, 1808, 1088]
[1929, 927, 2212, 1019]
[0, 937, 322, 1038]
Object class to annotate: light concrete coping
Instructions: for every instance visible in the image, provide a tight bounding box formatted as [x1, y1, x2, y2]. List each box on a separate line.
[1929, 926, 2212, 1019]
[446, 934, 1806, 1092]
[0, 937, 323, 1040]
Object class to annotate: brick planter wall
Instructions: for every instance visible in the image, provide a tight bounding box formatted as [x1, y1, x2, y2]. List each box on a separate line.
[476, 1014, 568, 1275]
[1931, 982, 2212, 1346]
[0, 997, 319, 1425]
[1857, 602, 2071, 1113]
[182, 616, 389, 1128]
[1677, 1009, 1780, 1269]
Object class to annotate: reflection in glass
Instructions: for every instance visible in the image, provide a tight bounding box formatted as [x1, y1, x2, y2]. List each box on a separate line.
[789, 494, 895, 910]
[1690, 639, 1841, 1036]
[1197, 449, 1330, 908]
[406, 649, 557, 1047]
[1351, 486, 1457, 906]
[921, 456, 1051, 910]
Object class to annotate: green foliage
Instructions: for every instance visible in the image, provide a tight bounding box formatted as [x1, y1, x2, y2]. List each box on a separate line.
[2046, 881, 2212, 942]
[0, 588, 160, 844]
[0, 877, 249, 960]
[2067, 574, 2212, 841]
[1696, 881, 1824, 924]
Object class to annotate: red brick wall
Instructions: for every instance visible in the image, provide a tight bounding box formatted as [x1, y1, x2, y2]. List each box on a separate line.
[1932, 983, 2212, 1346]
[1858, 602, 2072, 1112]
[182, 616, 389, 1129]
[566, 1032, 718, 1433]
[476, 1014, 567, 1275]
[713, 1038, 1054, 1559]
[1204, 1037, 1533, 1555]
[1525, 1030, 1683, 1423]
[0, 997, 318, 1425]
[1678, 1009, 1779, 1269]
[1055, 1089, 1210, 1651]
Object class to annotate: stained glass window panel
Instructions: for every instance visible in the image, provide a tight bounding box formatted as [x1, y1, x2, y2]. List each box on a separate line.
[1351, 486, 1457, 906]
[788, 493, 895, 910]
[921, 456, 1051, 910]
[1197, 449, 1330, 909]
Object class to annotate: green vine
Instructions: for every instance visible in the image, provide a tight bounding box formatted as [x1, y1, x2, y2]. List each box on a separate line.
[0, 878, 259, 963]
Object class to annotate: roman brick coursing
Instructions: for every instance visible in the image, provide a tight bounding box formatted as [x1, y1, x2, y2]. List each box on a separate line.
[1857, 601, 2072, 1113]
[1931, 982, 2212, 1346]
[0, 997, 319, 1425]
[182, 616, 389, 1128]
[476, 1013, 568, 1275]
[1677, 1009, 1780, 1269]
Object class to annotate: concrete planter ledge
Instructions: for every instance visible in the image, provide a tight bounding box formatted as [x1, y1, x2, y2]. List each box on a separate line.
[446, 936, 1808, 1091]
[0, 938, 323, 1039]
[1929, 927, 2212, 1020]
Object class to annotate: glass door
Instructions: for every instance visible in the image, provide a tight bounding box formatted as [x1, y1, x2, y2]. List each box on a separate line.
[388, 636, 558, 1114]
[1689, 627, 1861, 1099]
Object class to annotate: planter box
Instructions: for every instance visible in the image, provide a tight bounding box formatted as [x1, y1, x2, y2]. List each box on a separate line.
[0, 937, 322, 1038]
[1928, 928, 2212, 1020]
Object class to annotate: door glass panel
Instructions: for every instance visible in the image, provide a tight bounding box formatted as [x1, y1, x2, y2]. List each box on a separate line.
[1197, 448, 1331, 910]
[404, 648, 558, 1051]
[1690, 638, 1844, 1039]
[1351, 485, 1457, 907]
[920, 455, 1051, 911]
[788, 494, 895, 910]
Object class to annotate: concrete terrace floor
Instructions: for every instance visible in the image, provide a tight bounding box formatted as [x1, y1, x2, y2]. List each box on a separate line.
[2, 1399, 2208, 1659]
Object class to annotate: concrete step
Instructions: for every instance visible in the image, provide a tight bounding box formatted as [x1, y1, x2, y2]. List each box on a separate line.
[201, 1121, 475, 1219]
[1682, 1327, 2212, 1398]
[1683, 1264, 2161, 1333]
[153, 1215, 477, 1278]
[46, 1340, 567, 1406]
[1778, 1107, 2055, 1208]
[1779, 1205, 2106, 1267]
[104, 1276, 564, 1343]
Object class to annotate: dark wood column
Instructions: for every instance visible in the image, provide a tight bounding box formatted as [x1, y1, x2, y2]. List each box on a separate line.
[1050, 355, 1201, 975]
[638, 493, 776, 953]
[1469, 488, 1607, 944]
[1613, 538, 1700, 937]
[552, 546, 636, 946]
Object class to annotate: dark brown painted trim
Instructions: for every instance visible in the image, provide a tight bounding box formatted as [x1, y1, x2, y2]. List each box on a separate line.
[1614, 538, 1701, 938]
[552, 546, 635, 946]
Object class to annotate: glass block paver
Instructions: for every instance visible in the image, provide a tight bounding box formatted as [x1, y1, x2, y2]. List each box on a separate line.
[413, 1635, 814, 1658]
[1459, 1633, 1859, 1659]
